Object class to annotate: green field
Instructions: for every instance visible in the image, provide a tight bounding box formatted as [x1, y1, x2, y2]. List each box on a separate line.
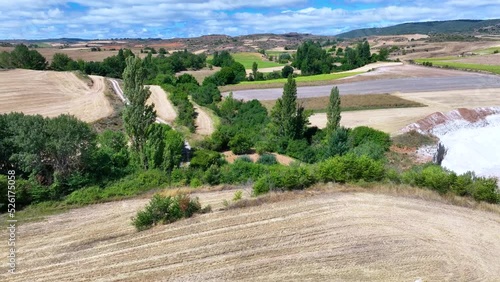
[415, 58, 500, 75]
[233, 52, 285, 69]
[239, 71, 363, 85]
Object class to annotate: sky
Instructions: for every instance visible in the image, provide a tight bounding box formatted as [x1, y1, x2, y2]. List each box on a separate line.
[0, 0, 499, 39]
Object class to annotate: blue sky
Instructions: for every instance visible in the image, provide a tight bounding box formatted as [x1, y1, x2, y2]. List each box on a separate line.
[0, 0, 499, 39]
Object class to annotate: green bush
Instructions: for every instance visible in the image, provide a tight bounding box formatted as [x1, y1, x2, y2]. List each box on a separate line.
[257, 154, 277, 165]
[190, 178, 202, 188]
[236, 155, 253, 163]
[190, 149, 224, 170]
[351, 141, 386, 160]
[317, 154, 385, 183]
[252, 165, 315, 195]
[349, 126, 391, 151]
[220, 161, 268, 184]
[100, 170, 169, 198]
[132, 194, 202, 231]
[65, 186, 102, 205]
[229, 134, 253, 155]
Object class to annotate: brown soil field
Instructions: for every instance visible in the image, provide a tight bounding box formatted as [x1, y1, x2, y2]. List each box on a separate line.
[452, 53, 500, 65]
[178, 67, 220, 83]
[388, 41, 500, 61]
[260, 93, 424, 112]
[309, 88, 500, 135]
[4, 190, 499, 281]
[0, 69, 112, 122]
[147, 85, 177, 123]
[0, 47, 121, 62]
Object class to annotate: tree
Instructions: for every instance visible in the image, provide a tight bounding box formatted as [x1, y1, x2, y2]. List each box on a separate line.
[271, 75, 309, 140]
[50, 53, 75, 71]
[252, 62, 258, 79]
[9, 44, 47, 70]
[378, 47, 390, 61]
[282, 65, 294, 78]
[326, 86, 341, 133]
[122, 56, 156, 169]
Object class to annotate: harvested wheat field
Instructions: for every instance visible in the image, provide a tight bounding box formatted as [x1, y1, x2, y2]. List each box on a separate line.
[0, 69, 112, 122]
[3, 190, 500, 281]
[310, 88, 500, 135]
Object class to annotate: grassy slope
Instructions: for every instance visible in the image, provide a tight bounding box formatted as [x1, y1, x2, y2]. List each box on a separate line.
[240, 72, 363, 85]
[415, 57, 500, 74]
[233, 52, 285, 69]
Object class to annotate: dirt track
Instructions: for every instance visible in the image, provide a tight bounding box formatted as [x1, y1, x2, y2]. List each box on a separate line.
[0, 69, 112, 122]
[310, 88, 500, 135]
[193, 102, 215, 136]
[4, 191, 500, 281]
[147, 85, 177, 123]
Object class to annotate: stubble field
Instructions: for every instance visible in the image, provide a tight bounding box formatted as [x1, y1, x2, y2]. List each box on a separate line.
[0, 69, 112, 122]
[2, 189, 499, 281]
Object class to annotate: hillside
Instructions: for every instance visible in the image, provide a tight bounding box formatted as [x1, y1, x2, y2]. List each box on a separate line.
[337, 19, 500, 38]
[4, 189, 499, 281]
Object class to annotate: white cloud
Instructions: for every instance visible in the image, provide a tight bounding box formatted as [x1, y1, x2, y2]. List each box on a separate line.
[0, 1, 498, 39]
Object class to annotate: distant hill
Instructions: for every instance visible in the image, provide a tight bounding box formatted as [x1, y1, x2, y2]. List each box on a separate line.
[337, 19, 500, 38]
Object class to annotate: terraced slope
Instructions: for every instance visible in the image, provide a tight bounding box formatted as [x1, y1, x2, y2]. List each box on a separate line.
[4, 191, 500, 281]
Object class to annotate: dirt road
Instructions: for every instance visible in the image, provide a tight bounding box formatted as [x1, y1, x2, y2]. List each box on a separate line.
[0, 69, 112, 122]
[4, 191, 500, 281]
[193, 102, 215, 136]
[147, 85, 177, 123]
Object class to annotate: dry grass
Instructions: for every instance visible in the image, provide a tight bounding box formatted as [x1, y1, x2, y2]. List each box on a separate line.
[0, 69, 113, 122]
[4, 187, 499, 282]
[260, 94, 425, 113]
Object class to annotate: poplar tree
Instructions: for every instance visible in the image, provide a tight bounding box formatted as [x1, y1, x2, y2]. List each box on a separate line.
[271, 75, 308, 140]
[326, 86, 341, 133]
[122, 56, 156, 169]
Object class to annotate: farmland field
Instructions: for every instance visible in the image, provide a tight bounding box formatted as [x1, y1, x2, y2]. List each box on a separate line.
[415, 57, 500, 74]
[208, 52, 285, 69]
[0, 69, 112, 122]
[3, 189, 499, 281]
[260, 94, 425, 113]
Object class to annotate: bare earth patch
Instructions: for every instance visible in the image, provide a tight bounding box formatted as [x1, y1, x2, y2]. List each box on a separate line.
[452, 53, 500, 65]
[147, 85, 177, 123]
[3, 191, 499, 281]
[222, 151, 295, 165]
[0, 69, 112, 122]
[309, 88, 500, 135]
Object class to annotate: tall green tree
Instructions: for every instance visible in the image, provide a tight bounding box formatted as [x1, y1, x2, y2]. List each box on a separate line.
[326, 86, 341, 133]
[271, 75, 309, 140]
[252, 61, 258, 79]
[122, 56, 156, 169]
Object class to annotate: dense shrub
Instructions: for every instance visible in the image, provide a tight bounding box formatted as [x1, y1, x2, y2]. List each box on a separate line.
[237, 155, 253, 163]
[229, 134, 253, 155]
[252, 165, 315, 195]
[349, 126, 391, 151]
[132, 194, 201, 231]
[351, 141, 386, 160]
[190, 149, 224, 170]
[317, 154, 385, 183]
[257, 154, 277, 165]
[64, 186, 102, 205]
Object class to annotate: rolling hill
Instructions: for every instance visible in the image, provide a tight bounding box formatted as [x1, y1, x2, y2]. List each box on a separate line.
[337, 19, 500, 38]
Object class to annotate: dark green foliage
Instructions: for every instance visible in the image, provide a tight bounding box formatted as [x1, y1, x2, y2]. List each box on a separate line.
[237, 155, 253, 163]
[282, 65, 294, 78]
[264, 71, 282, 80]
[190, 149, 224, 170]
[286, 139, 316, 163]
[348, 126, 391, 151]
[257, 154, 277, 165]
[190, 83, 221, 106]
[324, 126, 350, 159]
[89, 130, 130, 181]
[351, 141, 386, 160]
[132, 194, 201, 231]
[326, 86, 341, 134]
[229, 134, 253, 155]
[293, 41, 333, 75]
[176, 73, 199, 85]
[122, 56, 156, 169]
[271, 76, 309, 140]
[0, 44, 48, 70]
[0, 176, 40, 211]
[211, 51, 235, 67]
[50, 53, 79, 71]
[317, 154, 385, 183]
[144, 124, 184, 172]
[167, 86, 196, 131]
